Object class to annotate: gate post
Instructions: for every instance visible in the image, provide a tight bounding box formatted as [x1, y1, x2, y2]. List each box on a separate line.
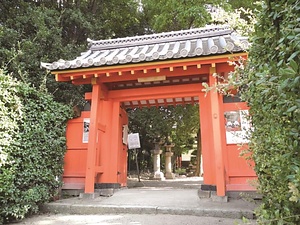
[209, 66, 226, 196]
[199, 94, 216, 185]
[109, 100, 121, 184]
[84, 82, 101, 193]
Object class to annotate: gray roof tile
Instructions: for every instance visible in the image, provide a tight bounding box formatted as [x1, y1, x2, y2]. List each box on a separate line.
[41, 25, 248, 71]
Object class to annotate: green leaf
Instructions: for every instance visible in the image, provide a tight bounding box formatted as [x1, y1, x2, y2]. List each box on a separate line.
[287, 106, 298, 113]
[279, 67, 297, 76]
[269, 76, 278, 82]
[287, 52, 300, 62]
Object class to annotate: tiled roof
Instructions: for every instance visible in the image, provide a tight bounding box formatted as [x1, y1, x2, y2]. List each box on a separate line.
[41, 25, 248, 71]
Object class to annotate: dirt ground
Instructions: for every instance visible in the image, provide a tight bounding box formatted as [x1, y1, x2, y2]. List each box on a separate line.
[8, 214, 255, 225]
[126, 174, 203, 189]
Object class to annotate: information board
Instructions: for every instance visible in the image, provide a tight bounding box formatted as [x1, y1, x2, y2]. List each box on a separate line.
[127, 133, 141, 149]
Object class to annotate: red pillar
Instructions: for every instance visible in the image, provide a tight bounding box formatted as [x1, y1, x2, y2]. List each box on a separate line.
[84, 83, 101, 193]
[118, 108, 128, 186]
[108, 100, 121, 183]
[199, 93, 216, 185]
[208, 66, 226, 196]
[98, 100, 113, 183]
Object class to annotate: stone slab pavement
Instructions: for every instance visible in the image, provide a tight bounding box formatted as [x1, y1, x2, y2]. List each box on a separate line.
[40, 177, 259, 220]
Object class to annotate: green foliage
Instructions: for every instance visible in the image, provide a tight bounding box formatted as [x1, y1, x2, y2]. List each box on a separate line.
[141, 0, 259, 33]
[0, 0, 144, 105]
[128, 105, 199, 157]
[170, 105, 200, 155]
[211, 7, 257, 36]
[0, 69, 72, 223]
[141, 0, 217, 32]
[242, 0, 300, 224]
[226, 0, 261, 13]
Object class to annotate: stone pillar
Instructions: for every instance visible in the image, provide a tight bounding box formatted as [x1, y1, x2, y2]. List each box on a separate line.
[165, 144, 175, 179]
[151, 143, 165, 180]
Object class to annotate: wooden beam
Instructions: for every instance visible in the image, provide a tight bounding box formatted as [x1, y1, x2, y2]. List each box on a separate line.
[138, 100, 143, 108]
[155, 99, 159, 108]
[146, 100, 150, 108]
[137, 76, 166, 83]
[191, 97, 195, 105]
[216, 63, 235, 73]
[109, 83, 203, 101]
[100, 65, 210, 83]
[163, 99, 168, 107]
[91, 77, 98, 85]
[100, 83, 108, 100]
[85, 92, 92, 100]
[72, 78, 92, 85]
[55, 74, 71, 82]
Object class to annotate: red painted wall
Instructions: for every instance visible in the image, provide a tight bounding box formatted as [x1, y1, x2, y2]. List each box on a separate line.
[221, 102, 257, 191]
[63, 111, 89, 189]
[62, 107, 129, 190]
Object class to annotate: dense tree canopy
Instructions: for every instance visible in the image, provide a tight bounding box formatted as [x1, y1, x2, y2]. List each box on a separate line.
[0, 0, 144, 105]
[142, 0, 209, 32]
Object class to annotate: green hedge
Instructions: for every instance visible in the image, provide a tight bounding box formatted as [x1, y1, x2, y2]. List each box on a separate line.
[244, 0, 300, 224]
[0, 69, 72, 223]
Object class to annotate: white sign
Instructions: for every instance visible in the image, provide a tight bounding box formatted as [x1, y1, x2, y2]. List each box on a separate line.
[127, 133, 141, 149]
[224, 110, 251, 144]
[82, 118, 90, 143]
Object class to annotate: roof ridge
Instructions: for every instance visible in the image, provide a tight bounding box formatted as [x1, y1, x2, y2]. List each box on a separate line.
[88, 25, 233, 51]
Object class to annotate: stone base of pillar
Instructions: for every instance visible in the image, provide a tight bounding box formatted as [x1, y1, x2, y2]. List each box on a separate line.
[165, 172, 175, 179]
[151, 172, 165, 180]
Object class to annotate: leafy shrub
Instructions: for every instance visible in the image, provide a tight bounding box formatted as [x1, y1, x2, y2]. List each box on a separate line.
[0, 69, 72, 223]
[243, 1, 300, 224]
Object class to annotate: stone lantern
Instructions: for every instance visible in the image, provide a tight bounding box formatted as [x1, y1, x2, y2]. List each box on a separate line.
[164, 143, 175, 179]
[151, 140, 165, 180]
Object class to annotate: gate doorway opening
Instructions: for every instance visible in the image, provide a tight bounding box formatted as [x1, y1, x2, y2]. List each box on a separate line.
[126, 103, 202, 186]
